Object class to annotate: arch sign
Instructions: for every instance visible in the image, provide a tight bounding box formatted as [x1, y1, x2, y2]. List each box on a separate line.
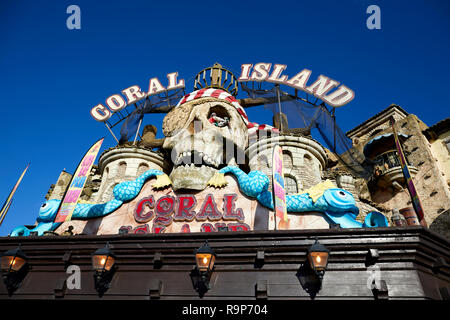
[89, 63, 354, 122]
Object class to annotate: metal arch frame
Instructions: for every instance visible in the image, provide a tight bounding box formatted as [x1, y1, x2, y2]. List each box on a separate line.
[105, 87, 187, 130]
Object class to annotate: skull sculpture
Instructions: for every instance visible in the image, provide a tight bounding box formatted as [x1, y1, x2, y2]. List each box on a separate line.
[163, 95, 248, 190]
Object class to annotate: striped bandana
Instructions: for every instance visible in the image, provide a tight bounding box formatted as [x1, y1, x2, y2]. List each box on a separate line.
[176, 88, 279, 142]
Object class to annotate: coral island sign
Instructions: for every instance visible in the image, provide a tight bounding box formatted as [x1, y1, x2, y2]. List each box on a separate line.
[90, 72, 185, 122]
[121, 193, 250, 235]
[89, 63, 354, 122]
[238, 63, 354, 107]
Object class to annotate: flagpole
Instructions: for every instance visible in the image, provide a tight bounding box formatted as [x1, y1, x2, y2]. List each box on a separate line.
[104, 123, 120, 144]
[276, 85, 283, 132]
[390, 117, 426, 225]
[133, 116, 143, 146]
[0, 163, 30, 227]
[0, 199, 13, 226]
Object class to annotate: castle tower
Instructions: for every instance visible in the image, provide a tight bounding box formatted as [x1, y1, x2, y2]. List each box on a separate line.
[246, 113, 327, 194]
[94, 146, 171, 202]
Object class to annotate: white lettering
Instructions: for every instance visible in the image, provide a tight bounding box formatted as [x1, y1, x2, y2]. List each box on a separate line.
[285, 69, 311, 89]
[166, 72, 185, 90]
[183, 304, 216, 317]
[305, 75, 339, 98]
[250, 63, 272, 81]
[121, 85, 146, 105]
[322, 85, 355, 107]
[267, 64, 288, 84]
[90, 103, 111, 122]
[238, 64, 253, 81]
[147, 78, 166, 96]
[105, 94, 126, 112]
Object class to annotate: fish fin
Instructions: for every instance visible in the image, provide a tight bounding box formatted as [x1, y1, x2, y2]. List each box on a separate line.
[301, 179, 336, 203]
[207, 172, 228, 188]
[152, 174, 172, 189]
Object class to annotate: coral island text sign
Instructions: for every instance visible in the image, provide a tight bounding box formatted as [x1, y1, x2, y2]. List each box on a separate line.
[90, 72, 185, 122]
[120, 193, 250, 234]
[90, 63, 355, 122]
[238, 63, 354, 107]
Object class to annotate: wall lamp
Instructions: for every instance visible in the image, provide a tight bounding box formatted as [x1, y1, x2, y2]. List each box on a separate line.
[192, 240, 216, 296]
[91, 242, 116, 296]
[1, 245, 29, 294]
[307, 238, 330, 287]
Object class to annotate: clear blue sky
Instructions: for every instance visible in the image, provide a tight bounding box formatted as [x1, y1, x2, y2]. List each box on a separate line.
[0, 0, 449, 235]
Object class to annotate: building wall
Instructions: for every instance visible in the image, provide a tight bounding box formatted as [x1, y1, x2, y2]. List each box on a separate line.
[428, 130, 450, 237]
[430, 130, 450, 188]
[346, 108, 450, 237]
[0, 227, 448, 300]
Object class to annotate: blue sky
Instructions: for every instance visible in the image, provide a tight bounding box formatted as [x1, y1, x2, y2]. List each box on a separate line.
[0, 0, 449, 235]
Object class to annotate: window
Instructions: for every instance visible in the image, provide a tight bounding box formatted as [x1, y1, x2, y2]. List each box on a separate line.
[137, 163, 149, 176]
[285, 175, 298, 194]
[283, 150, 293, 168]
[117, 162, 127, 177]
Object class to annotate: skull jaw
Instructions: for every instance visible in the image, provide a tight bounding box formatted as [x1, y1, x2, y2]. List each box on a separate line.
[169, 165, 217, 191]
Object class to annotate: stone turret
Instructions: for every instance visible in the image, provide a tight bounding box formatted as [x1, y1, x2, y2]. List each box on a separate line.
[45, 170, 72, 200]
[246, 113, 327, 194]
[94, 146, 171, 202]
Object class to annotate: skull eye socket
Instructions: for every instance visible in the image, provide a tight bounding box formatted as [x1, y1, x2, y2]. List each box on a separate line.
[208, 105, 230, 128]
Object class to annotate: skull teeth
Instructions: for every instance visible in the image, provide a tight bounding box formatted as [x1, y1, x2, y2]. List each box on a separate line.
[175, 150, 220, 168]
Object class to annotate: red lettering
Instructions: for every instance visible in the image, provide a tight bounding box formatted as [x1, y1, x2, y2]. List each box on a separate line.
[214, 223, 228, 231]
[156, 195, 175, 214]
[223, 194, 245, 222]
[227, 223, 250, 232]
[200, 223, 216, 233]
[196, 194, 222, 221]
[173, 195, 196, 221]
[134, 196, 155, 223]
[152, 224, 166, 234]
[181, 224, 191, 233]
[133, 224, 150, 234]
[155, 195, 175, 226]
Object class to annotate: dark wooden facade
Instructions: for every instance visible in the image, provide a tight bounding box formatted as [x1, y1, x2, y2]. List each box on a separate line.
[0, 226, 448, 300]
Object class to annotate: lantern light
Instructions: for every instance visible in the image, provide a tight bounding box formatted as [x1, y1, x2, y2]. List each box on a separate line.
[91, 242, 116, 295]
[192, 240, 216, 294]
[195, 240, 216, 274]
[307, 238, 330, 279]
[1, 245, 29, 294]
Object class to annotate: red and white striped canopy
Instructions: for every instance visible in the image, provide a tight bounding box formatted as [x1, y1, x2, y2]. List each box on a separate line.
[176, 88, 279, 142]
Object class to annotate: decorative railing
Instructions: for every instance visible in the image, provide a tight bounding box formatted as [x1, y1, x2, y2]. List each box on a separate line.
[373, 150, 411, 176]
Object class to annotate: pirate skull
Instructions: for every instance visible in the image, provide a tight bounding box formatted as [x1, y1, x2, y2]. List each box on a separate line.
[163, 95, 248, 190]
